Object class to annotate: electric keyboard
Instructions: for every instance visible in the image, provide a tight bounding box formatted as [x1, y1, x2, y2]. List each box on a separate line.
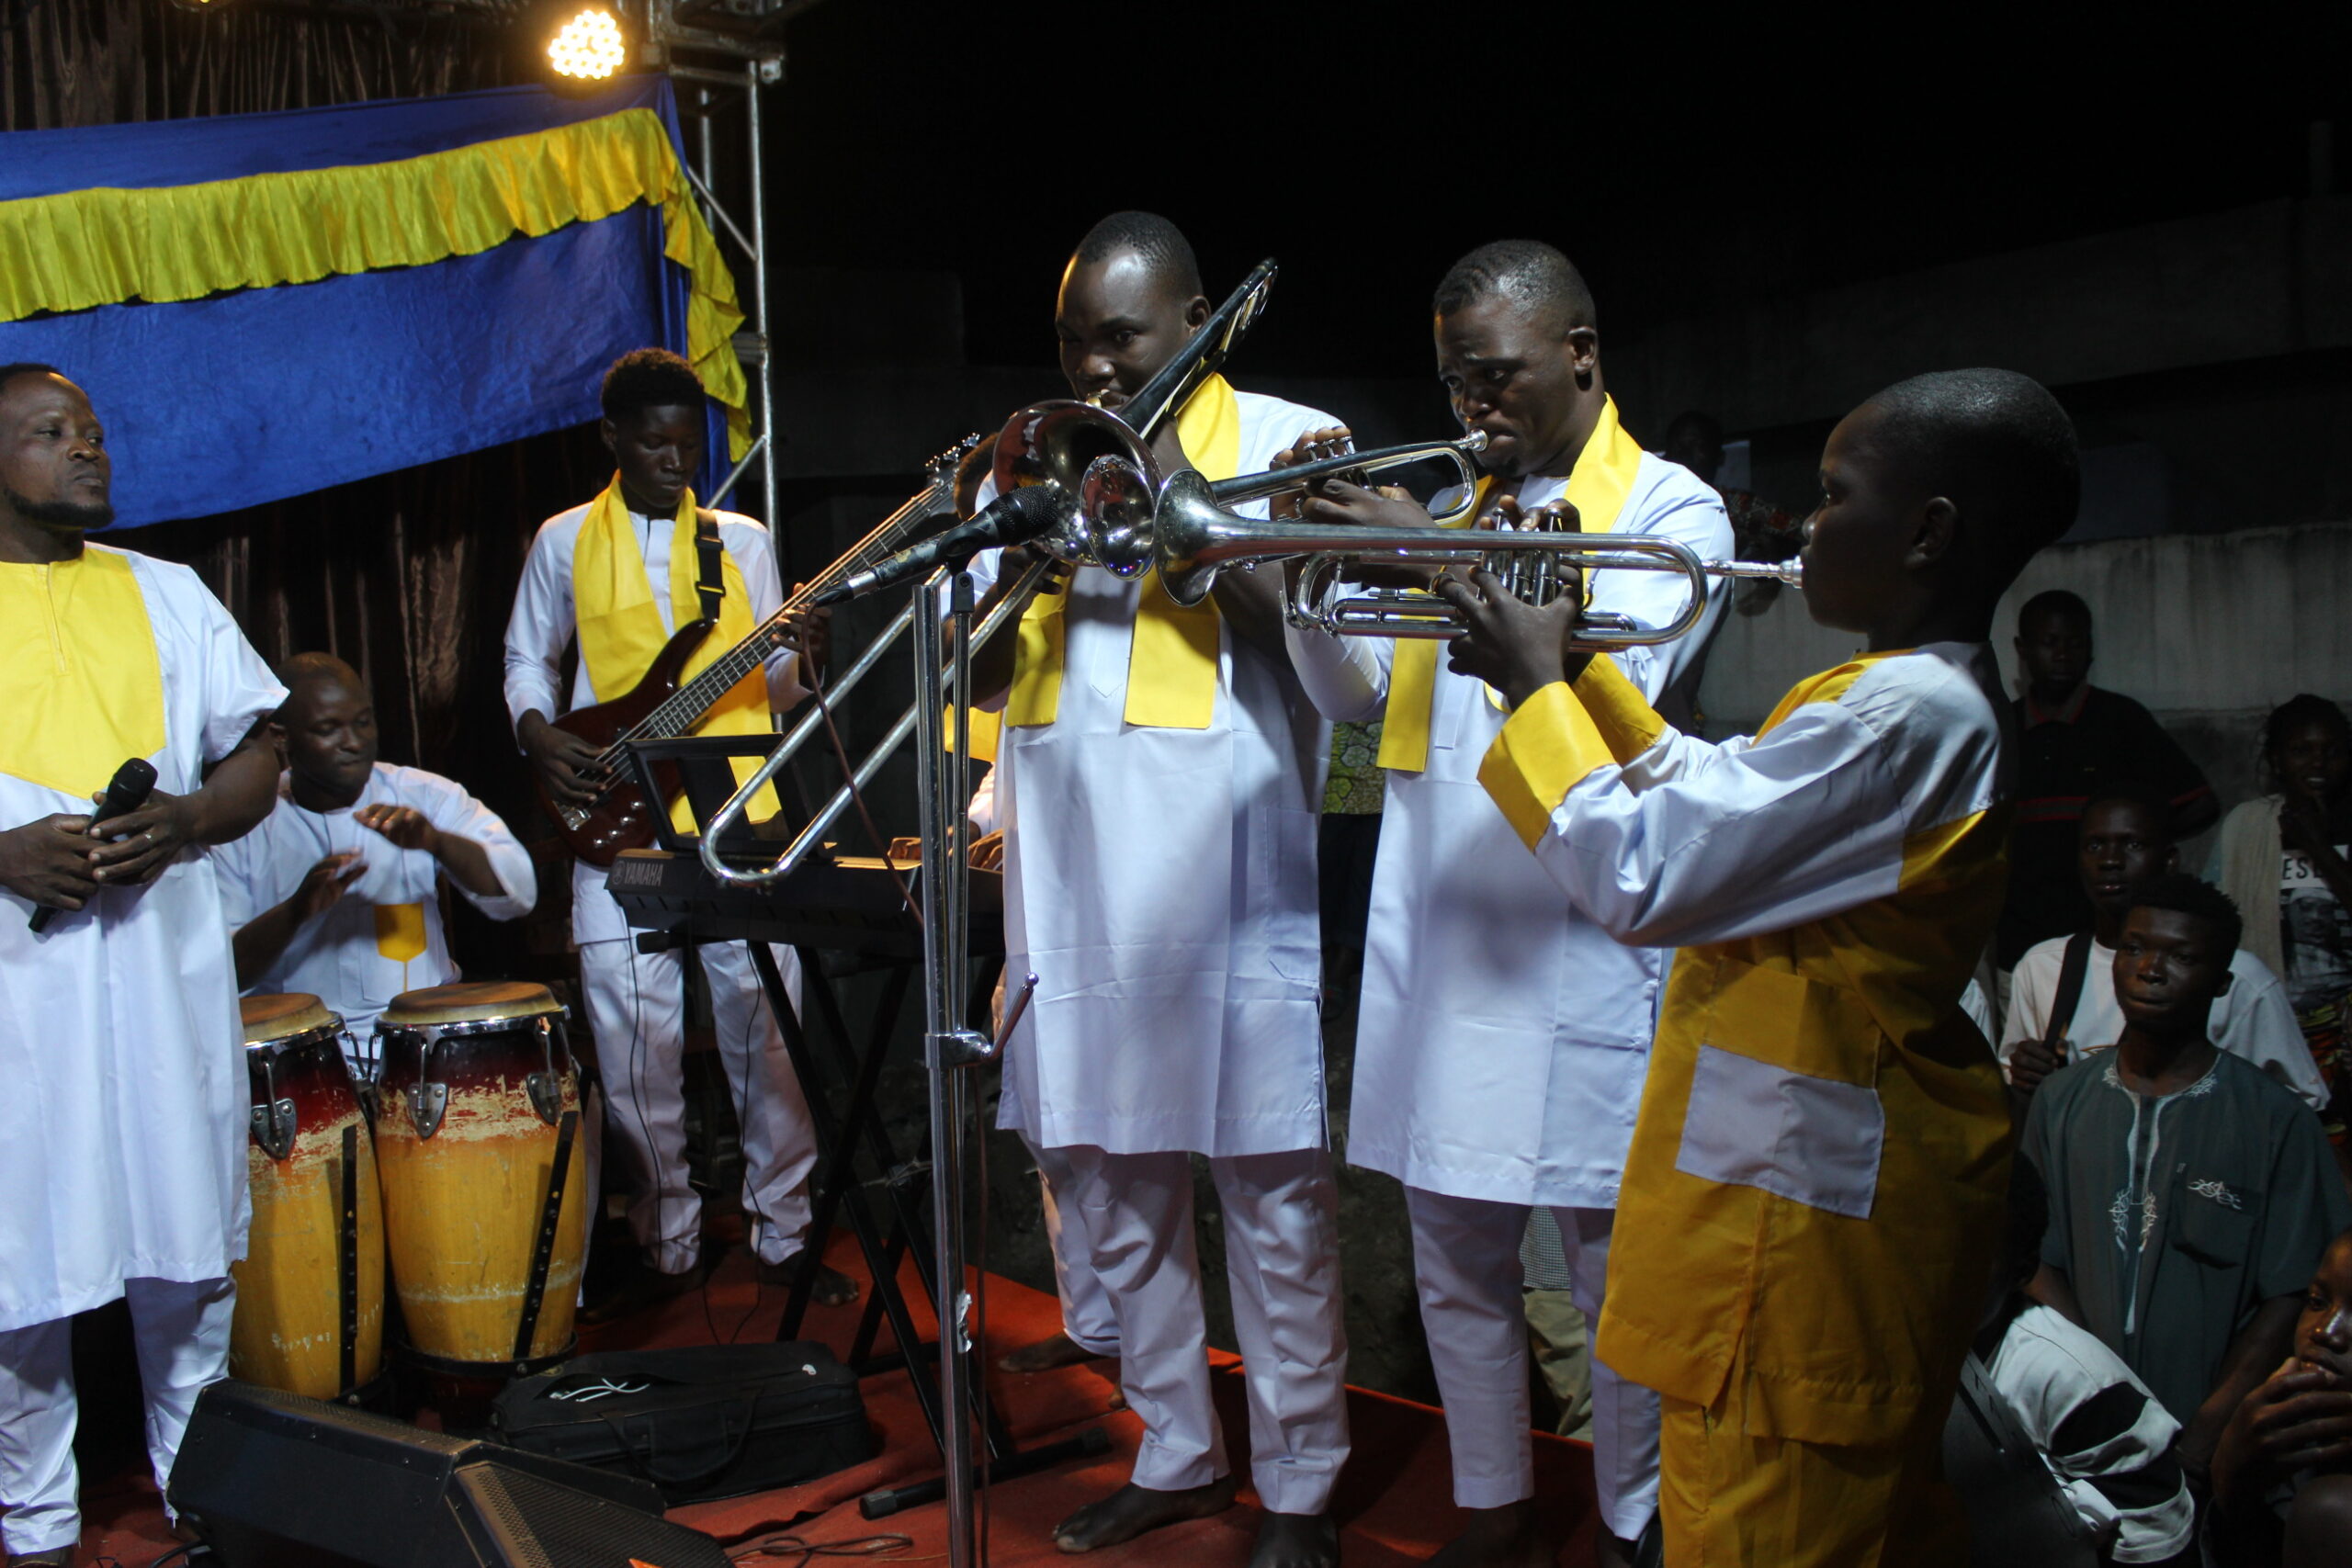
[605, 849, 1002, 961]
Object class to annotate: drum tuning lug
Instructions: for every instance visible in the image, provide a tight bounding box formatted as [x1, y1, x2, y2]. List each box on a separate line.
[408, 1080, 449, 1139]
[525, 1071, 563, 1127]
[249, 1098, 298, 1161]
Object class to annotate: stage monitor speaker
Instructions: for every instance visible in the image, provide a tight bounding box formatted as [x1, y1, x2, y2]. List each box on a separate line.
[167, 1380, 729, 1568]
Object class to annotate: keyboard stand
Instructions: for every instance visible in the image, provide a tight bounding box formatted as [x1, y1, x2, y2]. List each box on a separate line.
[621, 856, 1105, 1519]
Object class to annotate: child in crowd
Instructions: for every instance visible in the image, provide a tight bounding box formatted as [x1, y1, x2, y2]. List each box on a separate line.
[1973, 1157, 2194, 1564]
[1998, 590, 2215, 969]
[2207, 1225, 2352, 1567]
[2212, 694, 2352, 1134]
[1439, 367, 2079, 1563]
[2024, 874, 2352, 1481]
[2004, 784, 2333, 1129]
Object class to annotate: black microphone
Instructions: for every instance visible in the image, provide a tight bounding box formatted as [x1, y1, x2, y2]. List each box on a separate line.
[815, 484, 1070, 606]
[29, 756, 159, 933]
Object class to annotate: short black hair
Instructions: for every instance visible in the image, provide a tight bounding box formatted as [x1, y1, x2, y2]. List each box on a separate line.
[2264, 694, 2352, 766]
[1666, 409, 1723, 446]
[1860, 369, 2079, 586]
[1431, 240, 1597, 338]
[1072, 211, 1204, 299]
[600, 348, 706, 423]
[2080, 782, 2177, 838]
[0, 362, 66, 399]
[2018, 587, 2092, 635]
[277, 650, 363, 691]
[2129, 872, 2244, 960]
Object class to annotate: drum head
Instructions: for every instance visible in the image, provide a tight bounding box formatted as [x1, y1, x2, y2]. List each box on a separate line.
[241, 992, 340, 1046]
[381, 980, 560, 1029]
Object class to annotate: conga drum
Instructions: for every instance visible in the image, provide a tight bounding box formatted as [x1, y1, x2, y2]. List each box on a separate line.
[230, 993, 386, 1401]
[373, 982, 590, 1375]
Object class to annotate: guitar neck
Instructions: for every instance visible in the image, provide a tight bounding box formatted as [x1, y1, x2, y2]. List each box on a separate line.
[624, 464, 967, 744]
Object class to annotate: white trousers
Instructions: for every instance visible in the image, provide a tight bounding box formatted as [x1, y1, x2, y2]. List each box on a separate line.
[579, 935, 817, 1273]
[1407, 1187, 1660, 1539]
[1059, 1145, 1348, 1514]
[1025, 1137, 1120, 1356]
[0, 1277, 235, 1554]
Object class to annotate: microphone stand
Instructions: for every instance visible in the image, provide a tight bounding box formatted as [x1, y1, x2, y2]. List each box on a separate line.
[912, 566, 1012, 1568]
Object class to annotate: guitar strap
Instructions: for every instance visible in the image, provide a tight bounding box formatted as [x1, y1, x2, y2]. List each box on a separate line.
[2043, 929, 2095, 1062]
[694, 509, 725, 625]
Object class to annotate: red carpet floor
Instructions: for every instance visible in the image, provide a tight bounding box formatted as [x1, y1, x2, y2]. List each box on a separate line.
[74, 1234, 1600, 1567]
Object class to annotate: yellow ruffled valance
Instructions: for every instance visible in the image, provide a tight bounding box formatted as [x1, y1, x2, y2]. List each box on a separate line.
[0, 107, 748, 456]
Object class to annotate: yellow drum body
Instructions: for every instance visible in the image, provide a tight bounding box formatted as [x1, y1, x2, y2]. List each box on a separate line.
[374, 982, 590, 1371]
[230, 993, 386, 1400]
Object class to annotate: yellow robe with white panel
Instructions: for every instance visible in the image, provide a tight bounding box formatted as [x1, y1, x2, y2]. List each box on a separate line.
[1478, 646, 2015, 1566]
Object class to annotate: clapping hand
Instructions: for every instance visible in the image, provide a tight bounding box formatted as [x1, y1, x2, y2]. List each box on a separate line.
[356, 803, 437, 854]
[292, 852, 368, 920]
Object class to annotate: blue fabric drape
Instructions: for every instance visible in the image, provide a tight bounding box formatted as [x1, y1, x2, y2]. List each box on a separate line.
[0, 77, 731, 528]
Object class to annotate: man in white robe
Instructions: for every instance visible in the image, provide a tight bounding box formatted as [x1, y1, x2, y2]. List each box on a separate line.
[1283, 242, 1732, 1568]
[964, 213, 1345, 1568]
[503, 349, 845, 1318]
[214, 653, 537, 1066]
[0, 365, 285, 1563]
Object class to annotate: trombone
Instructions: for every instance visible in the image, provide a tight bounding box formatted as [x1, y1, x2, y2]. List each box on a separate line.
[698, 260, 1283, 888]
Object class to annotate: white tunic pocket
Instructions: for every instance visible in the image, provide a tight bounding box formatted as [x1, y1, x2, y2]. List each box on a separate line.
[1668, 954, 1888, 1219]
[1674, 1044, 1884, 1219]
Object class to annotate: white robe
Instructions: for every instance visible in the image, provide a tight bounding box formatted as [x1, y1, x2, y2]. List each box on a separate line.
[211, 762, 537, 1043]
[501, 502, 803, 947]
[969, 389, 1339, 1158]
[2001, 935, 2329, 1111]
[1286, 456, 1733, 1207]
[0, 547, 284, 1332]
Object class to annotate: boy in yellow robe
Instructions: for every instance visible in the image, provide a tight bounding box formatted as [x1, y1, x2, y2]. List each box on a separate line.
[1436, 367, 2082, 1565]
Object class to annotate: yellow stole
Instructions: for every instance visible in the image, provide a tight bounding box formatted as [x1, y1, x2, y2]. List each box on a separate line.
[0, 547, 165, 797]
[1377, 397, 1644, 773]
[1004, 374, 1240, 729]
[571, 476, 779, 829]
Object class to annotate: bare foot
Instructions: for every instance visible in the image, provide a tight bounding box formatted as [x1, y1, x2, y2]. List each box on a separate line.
[999, 1331, 1110, 1374]
[1249, 1511, 1340, 1568]
[1053, 1477, 1238, 1551]
[1424, 1501, 1551, 1568]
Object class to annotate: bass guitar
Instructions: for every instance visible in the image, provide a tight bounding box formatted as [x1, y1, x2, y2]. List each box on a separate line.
[537, 436, 982, 865]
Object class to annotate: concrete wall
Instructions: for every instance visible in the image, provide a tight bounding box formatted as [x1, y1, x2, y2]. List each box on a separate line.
[1694, 520, 2352, 850]
[1609, 196, 2352, 436]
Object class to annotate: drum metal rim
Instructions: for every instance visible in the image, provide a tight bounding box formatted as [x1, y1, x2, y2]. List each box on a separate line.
[243, 1021, 357, 1059]
[376, 1012, 576, 1140]
[372, 1006, 569, 1048]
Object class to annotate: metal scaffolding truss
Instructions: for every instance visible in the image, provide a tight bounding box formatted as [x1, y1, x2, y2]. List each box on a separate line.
[645, 1, 799, 523]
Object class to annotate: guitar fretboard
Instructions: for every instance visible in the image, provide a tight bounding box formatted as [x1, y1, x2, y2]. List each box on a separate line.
[590, 440, 982, 775]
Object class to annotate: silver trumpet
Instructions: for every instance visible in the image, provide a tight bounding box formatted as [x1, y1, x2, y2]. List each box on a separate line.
[1294, 550, 1803, 640]
[1081, 456, 1804, 648]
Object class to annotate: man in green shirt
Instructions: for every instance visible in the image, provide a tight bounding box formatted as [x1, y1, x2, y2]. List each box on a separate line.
[2025, 873, 2352, 1483]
